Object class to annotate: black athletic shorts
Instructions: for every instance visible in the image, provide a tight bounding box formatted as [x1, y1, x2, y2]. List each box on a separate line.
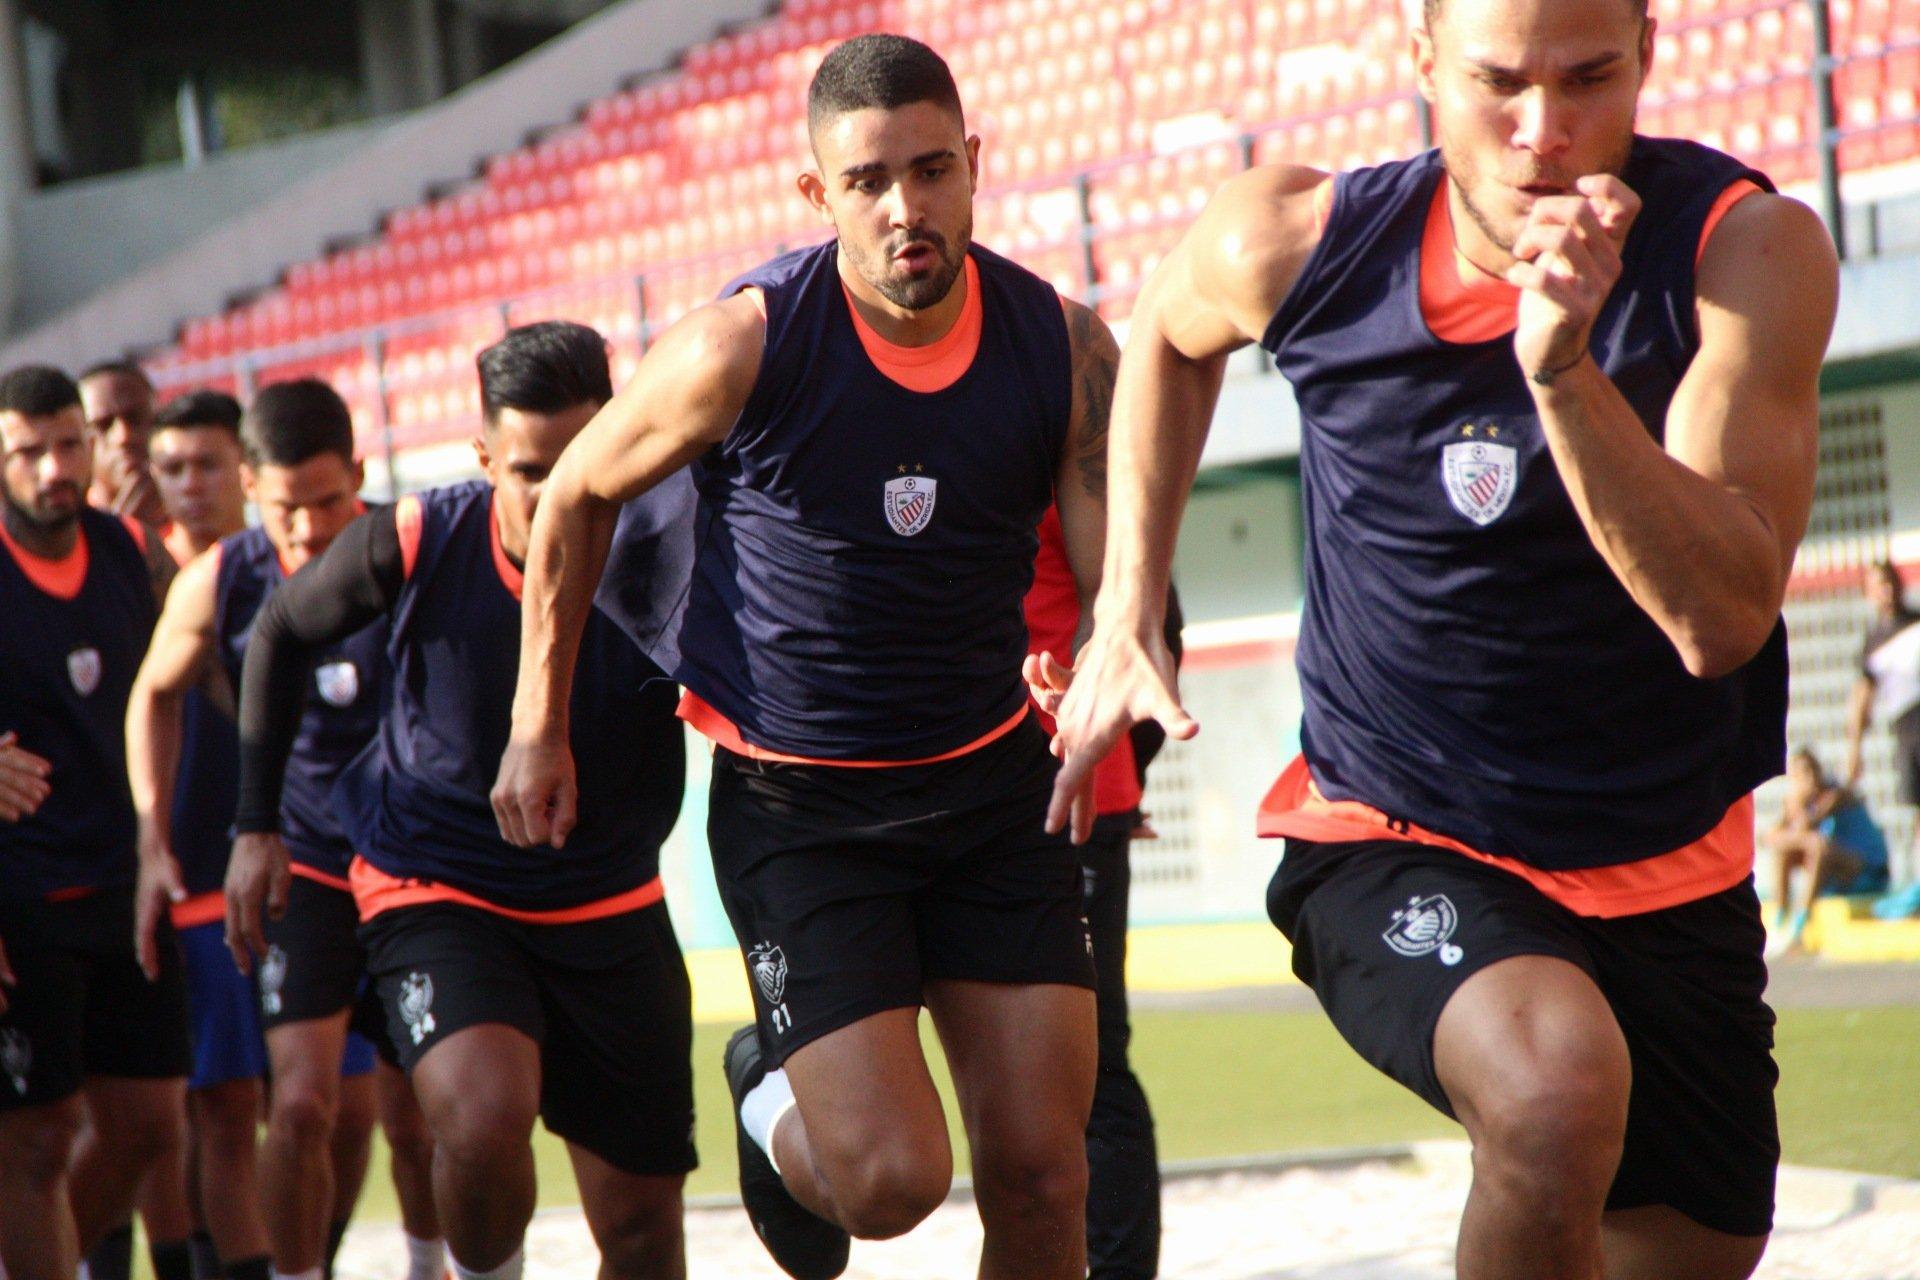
[0, 886, 191, 1109]
[709, 713, 1095, 1069]
[1268, 837, 1779, 1237]
[359, 898, 697, 1178]
[258, 873, 393, 1062]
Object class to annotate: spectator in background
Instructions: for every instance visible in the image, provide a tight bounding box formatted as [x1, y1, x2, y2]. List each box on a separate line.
[1844, 562, 1920, 795]
[80, 362, 166, 525]
[1766, 747, 1891, 956]
[1023, 506, 1180, 1280]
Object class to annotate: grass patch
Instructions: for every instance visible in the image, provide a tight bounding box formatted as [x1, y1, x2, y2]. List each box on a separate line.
[327, 1002, 1920, 1222]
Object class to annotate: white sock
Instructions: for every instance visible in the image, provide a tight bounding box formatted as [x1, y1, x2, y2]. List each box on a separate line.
[271, 1270, 323, 1280]
[405, 1234, 448, 1280]
[740, 1066, 798, 1175]
[449, 1248, 522, 1280]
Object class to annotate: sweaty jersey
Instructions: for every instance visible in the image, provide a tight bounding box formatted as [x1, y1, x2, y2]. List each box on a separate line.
[215, 522, 386, 882]
[336, 481, 684, 912]
[0, 508, 155, 901]
[654, 240, 1073, 761]
[1262, 138, 1786, 872]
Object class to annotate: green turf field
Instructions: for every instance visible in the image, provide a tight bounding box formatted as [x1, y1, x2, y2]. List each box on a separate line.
[335, 1002, 1920, 1219]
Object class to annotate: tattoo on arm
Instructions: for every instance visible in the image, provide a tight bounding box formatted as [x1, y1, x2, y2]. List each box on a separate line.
[1068, 303, 1117, 501]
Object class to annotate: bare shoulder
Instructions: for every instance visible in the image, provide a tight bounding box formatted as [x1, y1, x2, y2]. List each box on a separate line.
[653, 289, 767, 386]
[1148, 163, 1333, 354]
[1697, 192, 1839, 316]
[1058, 296, 1120, 366]
[1190, 165, 1331, 296]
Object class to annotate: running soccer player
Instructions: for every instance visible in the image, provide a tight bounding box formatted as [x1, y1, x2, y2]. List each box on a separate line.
[231, 322, 694, 1280]
[0, 365, 188, 1280]
[495, 35, 1116, 1280]
[1049, 1, 1839, 1276]
[80, 362, 167, 525]
[192, 380, 441, 1280]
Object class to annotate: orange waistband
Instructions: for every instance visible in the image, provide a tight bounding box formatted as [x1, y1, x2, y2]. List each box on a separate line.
[678, 691, 1029, 768]
[1256, 755, 1755, 918]
[169, 890, 226, 929]
[349, 855, 665, 925]
[291, 862, 354, 894]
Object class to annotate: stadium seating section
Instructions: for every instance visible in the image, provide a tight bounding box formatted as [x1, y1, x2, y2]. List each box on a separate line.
[149, 0, 1920, 452]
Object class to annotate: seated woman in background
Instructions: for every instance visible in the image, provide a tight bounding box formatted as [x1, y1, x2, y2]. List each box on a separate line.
[1766, 747, 1892, 955]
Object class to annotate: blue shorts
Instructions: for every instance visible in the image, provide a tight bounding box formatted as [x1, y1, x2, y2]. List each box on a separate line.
[179, 919, 268, 1090]
[178, 921, 378, 1087]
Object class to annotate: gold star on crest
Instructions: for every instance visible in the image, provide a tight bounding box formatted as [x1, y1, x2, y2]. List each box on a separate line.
[1461, 423, 1476, 437]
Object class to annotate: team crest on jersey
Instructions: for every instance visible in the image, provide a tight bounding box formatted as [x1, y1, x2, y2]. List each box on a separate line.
[1, 1028, 30, 1095]
[400, 971, 437, 1045]
[748, 942, 788, 1006]
[258, 945, 288, 1016]
[314, 661, 360, 708]
[1383, 893, 1465, 966]
[883, 475, 938, 537]
[67, 646, 102, 696]
[1441, 441, 1517, 526]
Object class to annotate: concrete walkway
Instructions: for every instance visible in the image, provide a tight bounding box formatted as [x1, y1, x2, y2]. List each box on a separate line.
[334, 1142, 1920, 1280]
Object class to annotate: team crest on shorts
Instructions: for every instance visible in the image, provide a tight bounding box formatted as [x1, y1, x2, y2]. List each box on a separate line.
[400, 971, 437, 1045]
[883, 475, 937, 537]
[314, 661, 360, 708]
[1383, 893, 1465, 966]
[748, 942, 788, 1006]
[1, 1028, 30, 1095]
[258, 945, 288, 1016]
[1441, 441, 1517, 526]
[67, 646, 102, 696]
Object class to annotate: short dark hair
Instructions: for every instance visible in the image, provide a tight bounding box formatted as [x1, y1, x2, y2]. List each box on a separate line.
[476, 321, 613, 426]
[77, 360, 154, 391]
[1423, 0, 1648, 29]
[241, 378, 355, 468]
[807, 34, 963, 140]
[0, 365, 82, 418]
[154, 389, 243, 437]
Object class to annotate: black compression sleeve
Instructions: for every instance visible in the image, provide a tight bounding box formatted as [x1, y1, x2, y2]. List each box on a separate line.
[232, 505, 406, 834]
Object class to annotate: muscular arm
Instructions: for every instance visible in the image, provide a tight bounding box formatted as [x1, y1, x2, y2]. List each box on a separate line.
[126, 550, 223, 863]
[1056, 298, 1119, 651]
[233, 508, 404, 835]
[1043, 167, 1327, 831]
[495, 292, 764, 848]
[1526, 192, 1837, 679]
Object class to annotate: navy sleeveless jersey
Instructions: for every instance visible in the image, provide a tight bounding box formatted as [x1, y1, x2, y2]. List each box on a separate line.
[335, 481, 683, 911]
[659, 240, 1072, 759]
[0, 509, 154, 900]
[171, 686, 239, 896]
[215, 523, 386, 879]
[1264, 138, 1787, 869]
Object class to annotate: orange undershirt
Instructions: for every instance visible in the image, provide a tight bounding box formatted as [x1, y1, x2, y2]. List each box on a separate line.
[169, 891, 226, 929]
[0, 517, 90, 598]
[688, 253, 1029, 767]
[1268, 175, 1771, 917]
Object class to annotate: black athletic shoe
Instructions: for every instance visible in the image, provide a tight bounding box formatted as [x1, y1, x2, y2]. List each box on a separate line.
[724, 1025, 851, 1280]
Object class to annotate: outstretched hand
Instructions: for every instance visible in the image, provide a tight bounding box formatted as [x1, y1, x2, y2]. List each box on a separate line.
[1044, 622, 1196, 843]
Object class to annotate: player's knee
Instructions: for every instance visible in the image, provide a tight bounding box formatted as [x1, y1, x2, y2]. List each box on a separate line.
[972, 1138, 1088, 1228]
[267, 1081, 337, 1147]
[1, 1105, 83, 1184]
[591, 1187, 684, 1278]
[430, 1096, 536, 1172]
[1472, 1052, 1628, 1193]
[834, 1145, 953, 1240]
